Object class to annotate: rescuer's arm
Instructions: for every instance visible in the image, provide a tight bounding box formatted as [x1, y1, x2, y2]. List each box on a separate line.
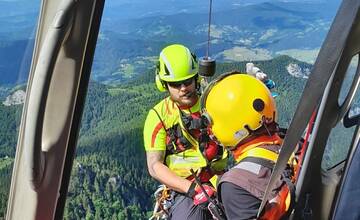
[146, 150, 192, 193]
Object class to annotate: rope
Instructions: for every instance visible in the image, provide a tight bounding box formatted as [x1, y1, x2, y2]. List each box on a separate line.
[206, 0, 213, 59]
[149, 185, 171, 220]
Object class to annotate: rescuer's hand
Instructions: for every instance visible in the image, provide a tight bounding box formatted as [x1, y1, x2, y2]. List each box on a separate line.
[186, 182, 215, 205]
[193, 184, 215, 205]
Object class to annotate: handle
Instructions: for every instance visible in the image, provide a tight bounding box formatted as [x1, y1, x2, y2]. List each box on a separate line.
[24, 0, 76, 190]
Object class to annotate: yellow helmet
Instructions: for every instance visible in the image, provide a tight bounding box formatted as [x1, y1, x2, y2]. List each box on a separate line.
[201, 72, 277, 147]
[155, 44, 198, 92]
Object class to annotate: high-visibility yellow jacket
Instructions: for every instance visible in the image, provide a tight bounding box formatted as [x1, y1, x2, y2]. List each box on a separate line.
[143, 96, 227, 178]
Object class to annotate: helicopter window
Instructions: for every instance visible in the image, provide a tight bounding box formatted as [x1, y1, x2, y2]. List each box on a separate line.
[322, 123, 356, 170]
[322, 54, 360, 170]
[345, 54, 360, 123]
[0, 0, 41, 217]
[338, 54, 359, 107]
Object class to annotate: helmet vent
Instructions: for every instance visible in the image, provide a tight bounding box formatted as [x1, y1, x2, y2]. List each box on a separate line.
[253, 99, 265, 112]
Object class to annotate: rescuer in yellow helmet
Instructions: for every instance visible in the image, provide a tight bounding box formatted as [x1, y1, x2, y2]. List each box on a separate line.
[201, 72, 290, 220]
[143, 44, 228, 219]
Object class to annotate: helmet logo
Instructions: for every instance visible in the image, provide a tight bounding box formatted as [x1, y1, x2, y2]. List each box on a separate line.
[234, 129, 248, 141]
[160, 52, 175, 79]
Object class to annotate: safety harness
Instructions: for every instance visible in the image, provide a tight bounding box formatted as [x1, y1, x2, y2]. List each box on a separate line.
[151, 107, 225, 173]
[179, 109, 224, 163]
[151, 108, 194, 155]
[150, 106, 227, 219]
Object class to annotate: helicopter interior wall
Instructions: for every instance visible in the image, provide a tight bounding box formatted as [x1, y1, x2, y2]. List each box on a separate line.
[332, 130, 360, 220]
[315, 160, 345, 219]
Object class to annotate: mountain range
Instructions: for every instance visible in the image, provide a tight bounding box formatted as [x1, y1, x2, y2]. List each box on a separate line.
[94, 0, 341, 82]
[0, 0, 341, 85]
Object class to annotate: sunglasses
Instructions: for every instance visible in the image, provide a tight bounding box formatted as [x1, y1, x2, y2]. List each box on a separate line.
[167, 77, 194, 88]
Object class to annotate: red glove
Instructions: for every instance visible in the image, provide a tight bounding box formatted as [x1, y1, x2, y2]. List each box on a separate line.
[193, 185, 215, 205]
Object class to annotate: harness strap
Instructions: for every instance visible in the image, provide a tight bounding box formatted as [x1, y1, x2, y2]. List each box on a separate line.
[182, 115, 203, 130]
[179, 109, 204, 130]
[179, 108, 226, 164]
[175, 125, 192, 150]
[152, 108, 194, 154]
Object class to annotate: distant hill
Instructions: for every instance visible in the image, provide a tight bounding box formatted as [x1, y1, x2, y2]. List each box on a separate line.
[89, 0, 340, 83]
[0, 0, 341, 85]
[0, 0, 39, 41]
[102, 1, 339, 51]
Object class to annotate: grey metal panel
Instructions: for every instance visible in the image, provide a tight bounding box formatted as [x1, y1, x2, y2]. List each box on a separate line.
[6, 0, 104, 219]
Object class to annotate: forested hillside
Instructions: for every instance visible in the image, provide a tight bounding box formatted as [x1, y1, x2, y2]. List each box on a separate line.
[0, 104, 20, 217]
[63, 55, 310, 219]
[0, 56, 309, 219]
[63, 80, 165, 219]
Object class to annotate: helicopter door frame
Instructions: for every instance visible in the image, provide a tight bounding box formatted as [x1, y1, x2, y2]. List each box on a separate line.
[6, 0, 105, 219]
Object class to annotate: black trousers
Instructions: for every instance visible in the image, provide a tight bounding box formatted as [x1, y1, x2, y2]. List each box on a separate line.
[168, 193, 213, 220]
[219, 181, 261, 220]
